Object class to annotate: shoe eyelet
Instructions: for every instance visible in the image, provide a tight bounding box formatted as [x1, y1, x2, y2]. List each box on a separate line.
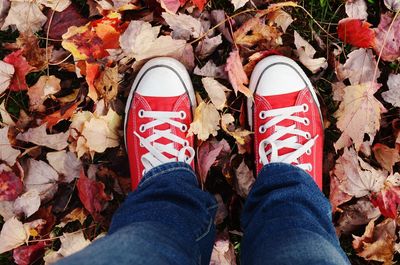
[305, 132, 311, 139]
[259, 126, 266, 133]
[259, 112, 266, 119]
[139, 125, 146, 132]
[302, 104, 309, 112]
[306, 149, 312, 155]
[181, 124, 188, 132]
[183, 140, 189, 147]
[308, 165, 313, 171]
[179, 111, 187, 119]
[138, 109, 145, 118]
[303, 118, 310, 126]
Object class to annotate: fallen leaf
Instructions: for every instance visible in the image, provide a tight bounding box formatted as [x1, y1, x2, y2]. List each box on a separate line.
[334, 82, 386, 151]
[202, 77, 229, 110]
[0, 126, 21, 166]
[384, 0, 400, 11]
[41, 101, 80, 129]
[93, 65, 120, 103]
[13, 241, 46, 265]
[47, 151, 82, 183]
[214, 194, 228, 225]
[192, 0, 207, 11]
[0, 169, 23, 201]
[221, 113, 252, 145]
[77, 171, 111, 219]
[294, 31, 328, 73]
[333, 147, 386, 198]
[373, 13, 400, 62]
[372, 144, 400, 172]
[197, 138, 230, 182]
[37, 0, 71, 12]
[3, 50, 34, 91]
[339, 48, 380, 85]
[225, 50, 252, 97]
[345, 0, 368, 20]
[267, 9, 294, 33]
[23, 159, 59, 201]
[0, 101, 15, 126]
[230, 0, 248, 11]
[27, 75, 61, 112]
[0, 0, 9, 27]
[17, 124, 69, 151]
[188, 101, 220, 141]
[329, 174, 353, 213]
[0, 217, 29, 254]
[1, 1, 47, 33]
[371, 174, 400, 219]
[195, 35, 222, 59]
[210, 238, 237, 265]
[162, 12, 203, 39]
[57, 232, 91, 257]
[0, 201, 14, 221]
[353, 219, 396, 264]
[13, 190, 41, 218]
[58, 208, 88, 228]
[234, 160, 255, 197]
[0, 60, 14, 94]
[337, 18, 375, 48]
[160, 0, 181, 13]
[193, 60, 227, 79]
[382, 74, 400, 107]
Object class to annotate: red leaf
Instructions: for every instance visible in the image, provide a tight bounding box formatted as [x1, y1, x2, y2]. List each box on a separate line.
[197, 139, 230, 183]
[192, 0, 207, 11]
[77, 170, 111, 220]
[13, 242, 47, 265]
[3, 50, 34, 91]
[370, 183, 400, 219]
[337, 18, 375, 48]
[0, 170, 23, 201]
[44, 5, 88, 40]
[41, 102, 80, 129]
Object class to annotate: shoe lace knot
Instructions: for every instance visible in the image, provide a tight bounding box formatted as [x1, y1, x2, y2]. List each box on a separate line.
[258, 103, 318, 172]
[134, 109, 194, 173]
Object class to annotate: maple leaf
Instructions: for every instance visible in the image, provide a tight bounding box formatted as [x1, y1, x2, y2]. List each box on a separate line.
[1, 1, 47, 33]
[188, 101, 220, 141]
[338, 48, 380, 85]
[41, 101, 80, 129]
[77, 171, 111, 220]
[221, 113, 252, 145]
[210, 238, 237, 265]
[329, 174, 352, 213]
[3, 50, 34, 91]
[373, 13, 400, 62]
[13, 241, 46, 265]
[382, 74, 400, 107]
[194, 60, 227, 79]
[294, 31, 328, 73]
[62, 12, 124, 61]
[267, 9, 294, 33]
[0, 126, 21, 166]
[333, 147, 386, 198]
[345, 0, 368, 20]
[16, 124, 69, 151]
[225, 50, 252, 97]
[372, 144, 400, 172]
[201, 77, 229, 110]
[197, 138, 230, 182]
[13, 190, 41, 218]
[233, 18, 282, 48]
[0, 169, 23, 201]
[58, 208, 88, 228]
[27, 75, 61, 112]
[337, 18, 375, 48]
[195, 35, 222, 59]
[353, 219, 396, 265]
[162, 12, 203, 39]
[22, 159, 59, 201]
[87, 64, 120, 102]
[47, 151, 82, 183]
[370, 173, 400, 219]
[334, 82, 386, 151]
[0, 60, 14, 94]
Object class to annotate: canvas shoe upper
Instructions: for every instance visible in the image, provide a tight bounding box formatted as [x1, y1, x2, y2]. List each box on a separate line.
[124, 57, 196, 189]
[248, 55, 324, 189]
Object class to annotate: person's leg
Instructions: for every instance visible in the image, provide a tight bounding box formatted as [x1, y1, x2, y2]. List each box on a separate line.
[57, 58, 217, 265]
[56, 162, 217, 265]
[242, 55, 350, 265]
[241, 163, 349, 265]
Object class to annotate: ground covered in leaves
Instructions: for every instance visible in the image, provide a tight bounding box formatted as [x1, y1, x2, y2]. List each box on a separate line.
[0, 0, 400, 264]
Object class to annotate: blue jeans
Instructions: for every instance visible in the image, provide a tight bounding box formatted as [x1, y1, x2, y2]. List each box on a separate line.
[56, 162, 350, 265]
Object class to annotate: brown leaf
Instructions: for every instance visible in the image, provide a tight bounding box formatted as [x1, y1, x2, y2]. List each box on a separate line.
[235, 160, 255, 197]
[197, 138, 230, 182]
[372, 143, 400, 172]
[27, 75, 61, 112]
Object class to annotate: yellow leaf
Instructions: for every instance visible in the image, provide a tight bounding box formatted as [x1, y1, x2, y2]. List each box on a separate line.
[221, 113, 252, 145]
[188, 102, 220, 141]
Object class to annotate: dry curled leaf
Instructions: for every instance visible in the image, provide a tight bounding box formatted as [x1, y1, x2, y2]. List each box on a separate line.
[0, 126, 21, 166]
[294, 31, 327, 73]
[17, 124, 69, 151]
[1, 1, 47, 33]
[27, 75, 61, 112]
[225, 50, 252, 97]
[382, 74, 400, 107]
[201, 77, 229, 110]
[188, 101, 220, 141]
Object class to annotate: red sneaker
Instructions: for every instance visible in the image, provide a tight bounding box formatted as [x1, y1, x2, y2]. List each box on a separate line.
[248, 56, 324, 189]
[124, 58, 196, 190]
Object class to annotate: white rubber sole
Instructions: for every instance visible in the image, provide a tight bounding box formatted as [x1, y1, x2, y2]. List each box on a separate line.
[124, 57, 196, 146]
[247, 55, 321, 129]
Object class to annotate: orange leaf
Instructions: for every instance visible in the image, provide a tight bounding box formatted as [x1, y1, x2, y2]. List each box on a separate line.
[42, 102, 80, 129]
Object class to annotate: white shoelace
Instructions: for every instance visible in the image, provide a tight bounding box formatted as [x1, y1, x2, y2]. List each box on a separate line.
[134, 109, 195, 173]
[258, 104, 318, 172]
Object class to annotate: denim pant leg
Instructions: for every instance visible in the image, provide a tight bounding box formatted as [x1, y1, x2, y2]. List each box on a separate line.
[241, 163, 350, 265]
[56, 162, 217, 265]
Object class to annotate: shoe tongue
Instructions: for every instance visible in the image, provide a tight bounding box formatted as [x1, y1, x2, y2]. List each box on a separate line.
[262, 90, 303, 160]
